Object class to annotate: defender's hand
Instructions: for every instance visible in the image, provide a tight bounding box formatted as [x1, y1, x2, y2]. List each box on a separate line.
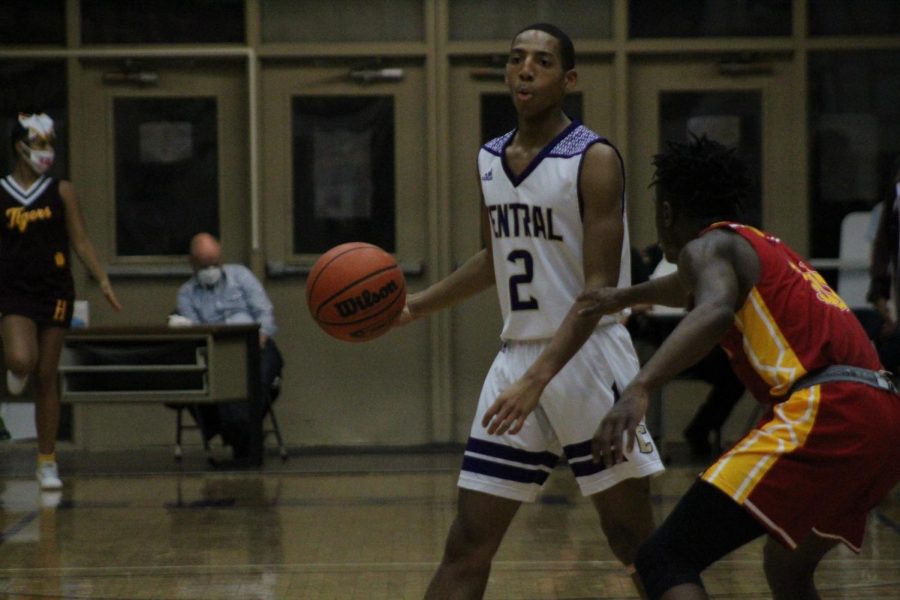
[577, 287, 624, 318]
[591, 383, 649, 466]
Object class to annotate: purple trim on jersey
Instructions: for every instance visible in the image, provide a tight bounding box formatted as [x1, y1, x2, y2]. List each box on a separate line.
[482, 130, 515, 157]
[462, 455, 553, 485]
[467, 437, 559, 468]
[547, 124, 602, 158]
[462, 437, 558, 486]
[482, 121, 591, 188]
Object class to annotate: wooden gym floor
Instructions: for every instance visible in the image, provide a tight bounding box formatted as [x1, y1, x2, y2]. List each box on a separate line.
[1, 442, 898, 599]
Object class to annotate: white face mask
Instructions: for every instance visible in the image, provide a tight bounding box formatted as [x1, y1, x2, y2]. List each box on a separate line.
[197, 266, 223, 287]
[19, 143, 55, 175]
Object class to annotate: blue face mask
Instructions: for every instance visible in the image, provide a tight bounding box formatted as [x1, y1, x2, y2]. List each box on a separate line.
[197, 266, 223, 287]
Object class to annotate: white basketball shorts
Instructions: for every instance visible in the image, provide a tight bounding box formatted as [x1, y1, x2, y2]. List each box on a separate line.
[459, 323, 665, 502]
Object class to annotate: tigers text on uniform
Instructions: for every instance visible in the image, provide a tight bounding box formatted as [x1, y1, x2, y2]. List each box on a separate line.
[5, 206, 53, 233]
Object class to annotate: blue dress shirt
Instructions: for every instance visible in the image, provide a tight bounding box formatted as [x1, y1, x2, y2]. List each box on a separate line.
[176, 264, 277, 338]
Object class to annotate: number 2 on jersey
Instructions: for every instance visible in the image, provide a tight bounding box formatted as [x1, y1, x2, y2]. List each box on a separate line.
[507, 250, 538, 310]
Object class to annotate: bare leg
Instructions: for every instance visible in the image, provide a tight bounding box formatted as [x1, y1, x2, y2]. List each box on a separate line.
[1, 315, 39, 377]
[763, 533, 838, 600]
[424, 488, 521, 600]
[590, 476, 656, 598]
[34, 327, 66, 455]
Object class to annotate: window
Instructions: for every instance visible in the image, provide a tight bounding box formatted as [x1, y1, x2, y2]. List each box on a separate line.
[808, 51, 900, 260]
[809, 0, 900, 36]
[0, 0, 65, 46]
[660, 91, 762, 226]
[113, 98, 220, 256]
[292, 96, 396, 255]
[481, 93, 582, 143]
[81, 0, 244, 44]
[261, 0, 424, 43]
[630, 0, 791, 38]
[449, 0, 612, 41]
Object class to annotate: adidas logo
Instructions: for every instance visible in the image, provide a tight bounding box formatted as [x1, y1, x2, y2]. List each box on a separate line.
[481, 169, 493, 181]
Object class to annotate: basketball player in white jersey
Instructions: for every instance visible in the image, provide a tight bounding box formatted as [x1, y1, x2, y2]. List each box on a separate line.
[393, 23, 664, 599]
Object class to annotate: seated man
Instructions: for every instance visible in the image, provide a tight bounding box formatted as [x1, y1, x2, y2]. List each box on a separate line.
[175, 232, 283, 463]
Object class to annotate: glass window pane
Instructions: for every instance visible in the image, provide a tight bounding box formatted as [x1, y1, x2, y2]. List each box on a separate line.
[81, 0, 244, 44]
[0, 61, 68, 179]
[810, 0, 900, 36]
[630, 0, 791, 38]
[114, 98, 220, 256]
[481, 93, 582, 143]
[262, 0, 423, 43]
[0, 0, 66, 45]
[292, 96, 395, 255]
[659, 91, 762, 227]
[449, 0, 612, 41]
[809, 51, 900, 260]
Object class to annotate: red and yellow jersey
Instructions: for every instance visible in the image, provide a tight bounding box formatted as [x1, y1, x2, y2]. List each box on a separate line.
[704, 222, 881, 403]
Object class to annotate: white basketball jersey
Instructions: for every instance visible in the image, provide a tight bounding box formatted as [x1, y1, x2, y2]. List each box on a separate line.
[479, 123, 631, 341]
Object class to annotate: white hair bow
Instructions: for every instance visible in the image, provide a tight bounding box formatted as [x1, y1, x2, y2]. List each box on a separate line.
[18, 113, 55, 141]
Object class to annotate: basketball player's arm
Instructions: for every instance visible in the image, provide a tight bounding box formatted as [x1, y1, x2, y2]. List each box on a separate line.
[577, 271, 690, 317]
[593, 232, 746, 464]
[483, 143, 624, 435]
[60, 181, 122, 311]
[393, 203, 495, 327]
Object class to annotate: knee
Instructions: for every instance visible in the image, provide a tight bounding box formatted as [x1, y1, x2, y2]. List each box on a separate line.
[634, 533, 704, 600]
[5, 351, 36, 375]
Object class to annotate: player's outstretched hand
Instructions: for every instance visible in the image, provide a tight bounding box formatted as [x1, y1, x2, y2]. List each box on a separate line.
[482, 376, 543, 436]
[100, 280, 123, 311]
[577, 286, 624, 318]
[591, 383, 648, 466]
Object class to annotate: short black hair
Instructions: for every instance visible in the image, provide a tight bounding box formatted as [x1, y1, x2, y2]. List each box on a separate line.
[513, 23, 575, 71]
[652, 135, 751, 222]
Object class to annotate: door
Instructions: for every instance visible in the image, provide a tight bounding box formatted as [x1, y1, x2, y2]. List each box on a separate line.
[627, 55, 803, 446]
[260, 59, 432, 446]
[628, 55, 805, 252]
[73, 59, 248, 448]
[447, 56, 615, 441]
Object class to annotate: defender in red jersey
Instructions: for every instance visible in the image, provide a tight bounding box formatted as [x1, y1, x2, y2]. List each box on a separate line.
[579, 136, 900, 600]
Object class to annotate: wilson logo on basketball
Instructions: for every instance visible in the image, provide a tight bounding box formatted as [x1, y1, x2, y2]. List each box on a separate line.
[306, 241, 407, 342]
[333, 280, 400, 317]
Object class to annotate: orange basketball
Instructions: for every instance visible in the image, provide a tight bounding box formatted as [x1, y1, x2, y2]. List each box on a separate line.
[306, 242, 406, 342]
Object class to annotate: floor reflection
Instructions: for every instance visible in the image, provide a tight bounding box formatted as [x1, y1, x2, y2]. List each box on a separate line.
[0, 448, 897, 599]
